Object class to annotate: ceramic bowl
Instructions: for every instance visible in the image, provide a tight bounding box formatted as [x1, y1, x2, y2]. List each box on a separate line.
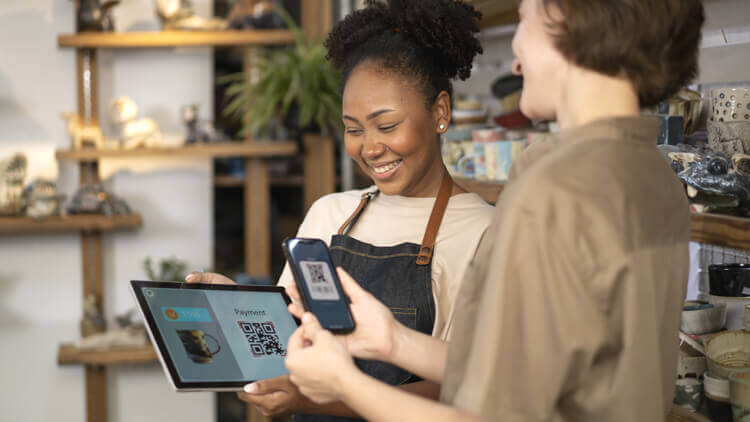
[681, 302, 727, 335]
[708, 295, 750, 330]
[705, 330, 750, 378]
[709, 264, 750, 297]
[705, 372, 733, 422]
[711, 87, 750, 123]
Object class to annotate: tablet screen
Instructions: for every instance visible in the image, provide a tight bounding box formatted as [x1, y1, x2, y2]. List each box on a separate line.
[131, 281, 298, 390]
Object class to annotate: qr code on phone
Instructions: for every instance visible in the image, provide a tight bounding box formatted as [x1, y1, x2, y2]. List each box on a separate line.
[300, 260, 340, 301]
[237, 321, 286, 357]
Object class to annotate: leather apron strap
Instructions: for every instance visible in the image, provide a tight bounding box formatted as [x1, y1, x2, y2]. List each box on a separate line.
[337, 171, 454, 266]
[416, 171, 453, 266]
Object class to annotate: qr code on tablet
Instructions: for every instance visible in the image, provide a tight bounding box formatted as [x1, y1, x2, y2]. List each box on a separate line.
[237, 321, 286, 357]
[300, 260, 340, 301]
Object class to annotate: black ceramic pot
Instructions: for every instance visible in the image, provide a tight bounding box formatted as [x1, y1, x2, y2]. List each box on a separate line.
[709, 263, 750, 297]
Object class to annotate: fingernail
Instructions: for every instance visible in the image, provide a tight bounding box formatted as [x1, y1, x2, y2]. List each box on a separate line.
[185, 274, 196, 282]
[244, 383, 257, 393]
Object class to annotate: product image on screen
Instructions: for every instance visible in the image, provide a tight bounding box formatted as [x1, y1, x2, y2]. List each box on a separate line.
[131, 281, 298, 390]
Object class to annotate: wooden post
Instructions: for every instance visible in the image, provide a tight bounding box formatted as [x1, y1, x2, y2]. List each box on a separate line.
[244, 158, 270, 278]
[78, 45, 107, 422]
[304, 134, 336, 211]
[302, 0, 334, 40]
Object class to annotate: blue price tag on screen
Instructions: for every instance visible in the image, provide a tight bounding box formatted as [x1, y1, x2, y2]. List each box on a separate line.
[162, 306, 212, 322]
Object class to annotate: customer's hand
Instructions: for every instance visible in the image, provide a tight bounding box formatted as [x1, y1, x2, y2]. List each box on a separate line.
[238, 374, 314, 417]
[286, 313, 357, 404]
[184, 271, 236, 285]
[285, 268, 399, 363]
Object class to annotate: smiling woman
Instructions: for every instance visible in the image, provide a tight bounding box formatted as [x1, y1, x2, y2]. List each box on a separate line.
[187, 0, 493, 420]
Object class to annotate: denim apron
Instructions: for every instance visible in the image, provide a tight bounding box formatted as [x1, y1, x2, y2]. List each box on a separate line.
[295, 172, 454, 422]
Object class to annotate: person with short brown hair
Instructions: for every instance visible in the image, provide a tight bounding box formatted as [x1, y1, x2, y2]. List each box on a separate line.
[283, 0, 706, 420]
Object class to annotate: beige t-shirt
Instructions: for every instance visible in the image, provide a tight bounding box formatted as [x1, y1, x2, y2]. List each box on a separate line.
[277, 188, 495, 340]
[441, 117, 690, 421]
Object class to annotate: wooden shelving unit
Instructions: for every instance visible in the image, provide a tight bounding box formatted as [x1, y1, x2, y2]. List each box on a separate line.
[58, 30, 294, 48]
[58, 344, 158, 366]
[0, 214, 142, 234]
[465, 0, 519, 28]
[690, 212, 750, 250]
[55, 141, 297, 161]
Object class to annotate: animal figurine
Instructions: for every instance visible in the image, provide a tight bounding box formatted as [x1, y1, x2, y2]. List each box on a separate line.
[109, 96, 161, 149]
[181, 104, 230, 144]
[61, 112, 105, 150]
[68, 184, 132, 215]
[80, 293, 106, 337]
[73, 0, 120, 32]
[155, 0, 227, 30]
[24, 179, 65, 219]
[0, 154, 27, 216]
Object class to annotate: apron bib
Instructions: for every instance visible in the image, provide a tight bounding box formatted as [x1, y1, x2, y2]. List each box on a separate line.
[295, 173, 453, 422]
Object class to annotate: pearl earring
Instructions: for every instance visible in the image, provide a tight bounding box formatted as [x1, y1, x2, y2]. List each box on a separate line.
[439, 124, 445, 130]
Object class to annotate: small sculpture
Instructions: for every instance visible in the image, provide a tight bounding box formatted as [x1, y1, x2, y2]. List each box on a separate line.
[156, 0, 227, 30]
[80, 293, 106, 338]
[181, 104, 230, 144]
[228, 0, 284, 30]
[73, 0, 120, 32]
[24, 180, 65, 219]
[68, 184, 132, 215]
[61, 112, 105, 150]
[0, 154, 27, 216]
[75, 308, 147, 351]
[666, 145, 750, 215]
[109, 96, 161, 149]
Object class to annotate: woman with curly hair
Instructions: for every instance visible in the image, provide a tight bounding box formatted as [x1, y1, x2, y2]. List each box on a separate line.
[187, 0, 490, 419]
[284, 0, 706, 420]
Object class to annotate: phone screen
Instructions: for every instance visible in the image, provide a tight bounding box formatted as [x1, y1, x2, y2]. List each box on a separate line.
[283, 238, 355, 333]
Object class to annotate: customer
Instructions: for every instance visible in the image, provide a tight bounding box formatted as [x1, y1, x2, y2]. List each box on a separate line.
[283, 0, 705, 420]
[187, 0, 490, 419]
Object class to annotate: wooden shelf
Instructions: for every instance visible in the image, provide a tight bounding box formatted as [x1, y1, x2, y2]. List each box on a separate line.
[465, 0, 519, 27]
[58, 30, 295, 49]
[455, 177, 505, 204]
[215, 174, 329, 188]
[0, 214, 142, 234]
[691, 212, 750, 251]
[58, 344, 158, 366]
[55, 141, 297, 161]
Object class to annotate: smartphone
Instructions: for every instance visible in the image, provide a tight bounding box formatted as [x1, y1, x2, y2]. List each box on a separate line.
[282, 237, 356, 333]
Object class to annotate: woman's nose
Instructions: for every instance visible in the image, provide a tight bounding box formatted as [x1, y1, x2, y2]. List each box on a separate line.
[361, 135, 386, 160]
[512, 58, 522, 76]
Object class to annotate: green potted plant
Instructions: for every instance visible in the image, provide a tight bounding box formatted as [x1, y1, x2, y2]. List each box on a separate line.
[219, 8, 342, 140]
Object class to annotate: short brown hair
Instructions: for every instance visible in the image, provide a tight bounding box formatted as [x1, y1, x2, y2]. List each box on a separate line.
[541, 0, 704, 107]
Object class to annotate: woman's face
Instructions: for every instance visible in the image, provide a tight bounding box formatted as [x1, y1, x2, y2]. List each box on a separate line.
[342, 63, 449, 197]
[511, 0, 568, 121]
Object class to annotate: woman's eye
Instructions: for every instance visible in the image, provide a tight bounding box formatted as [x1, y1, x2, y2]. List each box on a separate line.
[379, 124, 398, 132]
[345, 128, 363, 136]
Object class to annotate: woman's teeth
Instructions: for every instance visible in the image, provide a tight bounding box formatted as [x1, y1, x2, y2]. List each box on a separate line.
[372, 160, 402, 174]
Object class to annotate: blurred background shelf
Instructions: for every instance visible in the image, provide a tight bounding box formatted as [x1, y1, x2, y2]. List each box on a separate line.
[690, 212, 750, 251]
[455, 177, 505, 204]
[55, 141, 298, 161]
[0, 214, 142, 234]
[58, 30, 295, 48]
[57, 344, 158, 366]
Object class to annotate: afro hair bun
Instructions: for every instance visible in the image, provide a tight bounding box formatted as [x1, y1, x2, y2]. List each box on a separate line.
[325, 0, 483, 82]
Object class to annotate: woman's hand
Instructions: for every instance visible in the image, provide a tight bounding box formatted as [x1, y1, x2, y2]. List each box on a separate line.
[285, 267, 400, 362]
[184, 271, 236, 285]
[285, 313, 358, 404]
[237, 375, 314, 417]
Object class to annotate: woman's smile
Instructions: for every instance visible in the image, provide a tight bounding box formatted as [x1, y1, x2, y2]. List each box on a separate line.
[368, 159, 403, 179]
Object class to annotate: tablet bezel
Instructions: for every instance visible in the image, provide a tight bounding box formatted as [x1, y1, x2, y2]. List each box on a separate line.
[130, 280, 298, 392]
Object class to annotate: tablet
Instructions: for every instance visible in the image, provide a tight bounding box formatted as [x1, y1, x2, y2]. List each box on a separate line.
[130, 280, 299, 392]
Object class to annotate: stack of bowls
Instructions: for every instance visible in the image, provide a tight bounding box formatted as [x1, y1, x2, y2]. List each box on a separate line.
[704, 372, 732, 422]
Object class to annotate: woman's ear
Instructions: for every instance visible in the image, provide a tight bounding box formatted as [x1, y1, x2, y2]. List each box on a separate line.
[433, 90, 451, 133]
